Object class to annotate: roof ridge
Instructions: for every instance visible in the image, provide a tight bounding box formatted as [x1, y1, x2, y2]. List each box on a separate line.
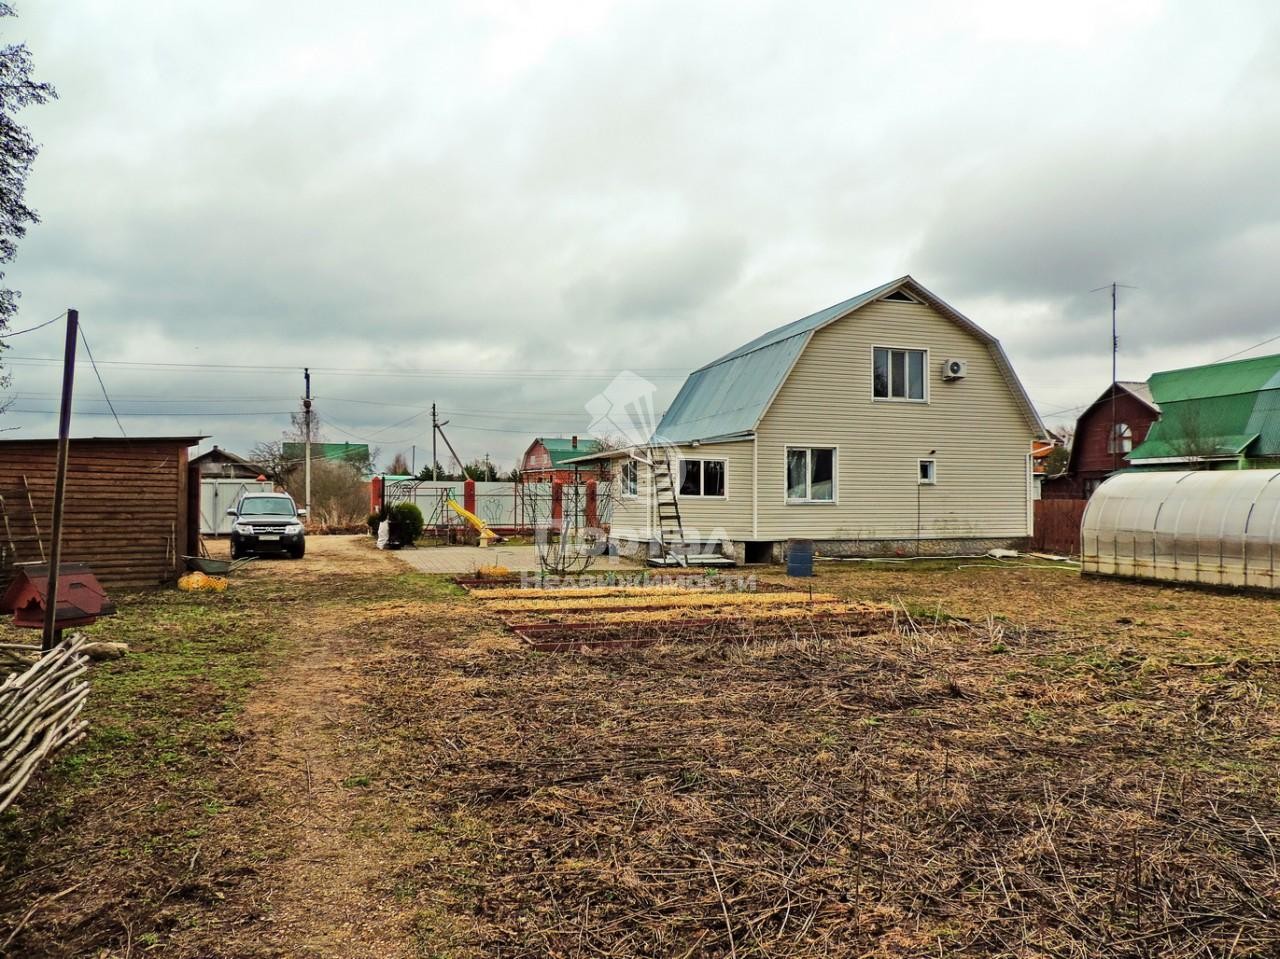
[1152, 351, 1280, 379]
[692, 276, 911, 373]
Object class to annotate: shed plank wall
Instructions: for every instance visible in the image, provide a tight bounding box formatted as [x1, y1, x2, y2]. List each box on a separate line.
[0, 440, 191, 590]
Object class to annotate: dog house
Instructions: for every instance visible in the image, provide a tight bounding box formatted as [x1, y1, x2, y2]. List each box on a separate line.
[1082, 469, 1280, 589]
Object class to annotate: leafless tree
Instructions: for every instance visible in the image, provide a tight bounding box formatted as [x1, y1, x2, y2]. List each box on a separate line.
[1168, 402, 1222, 468]
[247, 440, 294, 487]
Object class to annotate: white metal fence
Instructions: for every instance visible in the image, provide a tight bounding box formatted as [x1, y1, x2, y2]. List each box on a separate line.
[200, 479, 274, 535]
[385, 480, 598, 531]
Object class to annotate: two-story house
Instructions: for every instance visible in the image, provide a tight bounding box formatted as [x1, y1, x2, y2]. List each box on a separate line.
[588, 276, 1044, 562]
[1041, 381, 1161, 499]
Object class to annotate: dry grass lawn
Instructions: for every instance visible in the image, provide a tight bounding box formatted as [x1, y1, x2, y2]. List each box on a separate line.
[1, 547, 1277, 957]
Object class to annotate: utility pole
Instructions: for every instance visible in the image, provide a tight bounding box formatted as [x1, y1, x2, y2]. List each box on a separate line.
[431, 403, 437, 480]
[43, 309, 78, 652]
[303, 368, 312, 514]
[411, 444, 416, 476]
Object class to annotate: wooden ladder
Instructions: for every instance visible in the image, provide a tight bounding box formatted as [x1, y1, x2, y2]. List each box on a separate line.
[649, 448, 689, 567]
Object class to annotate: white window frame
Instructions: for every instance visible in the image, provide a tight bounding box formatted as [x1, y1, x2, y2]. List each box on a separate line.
[784, 446, 838, 505]
[676, 457, 727, 499]
[918, 458, 937, 485]
[620, 460, 638, 498]
[1107, 422, 1134, 454]
[872, 345, 930, 403]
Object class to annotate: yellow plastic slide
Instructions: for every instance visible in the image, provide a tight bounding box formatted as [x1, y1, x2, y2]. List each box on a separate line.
[446, 499, 501, 544]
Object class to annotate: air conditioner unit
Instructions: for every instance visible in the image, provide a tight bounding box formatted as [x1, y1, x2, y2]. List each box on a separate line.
[942, 358, 967, 380]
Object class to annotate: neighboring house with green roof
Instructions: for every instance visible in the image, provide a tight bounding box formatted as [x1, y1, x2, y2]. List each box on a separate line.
[1128, 353, 1280, 468]
[282, 442, 372, 473]
[519, 436, 607, 482]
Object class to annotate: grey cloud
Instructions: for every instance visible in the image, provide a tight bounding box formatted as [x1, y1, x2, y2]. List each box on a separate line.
[4, 2, 1280, 466]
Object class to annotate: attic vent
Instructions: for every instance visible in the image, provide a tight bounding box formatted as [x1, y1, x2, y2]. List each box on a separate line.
[882, 289, 918, 303]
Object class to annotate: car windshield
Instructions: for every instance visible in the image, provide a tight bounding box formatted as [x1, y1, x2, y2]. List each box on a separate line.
[239, 497, 296, 517]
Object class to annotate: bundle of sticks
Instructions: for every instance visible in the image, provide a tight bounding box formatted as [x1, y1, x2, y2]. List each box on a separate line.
[0, 636, 89, 813]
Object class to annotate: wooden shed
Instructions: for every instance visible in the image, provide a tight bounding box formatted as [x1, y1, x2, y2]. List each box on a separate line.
[0, 436, 204, 591]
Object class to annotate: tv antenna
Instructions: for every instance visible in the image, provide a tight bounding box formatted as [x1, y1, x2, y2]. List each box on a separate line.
[1091, 282, 1138, 471]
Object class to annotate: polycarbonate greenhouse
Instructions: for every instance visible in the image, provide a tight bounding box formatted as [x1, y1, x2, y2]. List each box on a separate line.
[1082, 469, 1280, 589]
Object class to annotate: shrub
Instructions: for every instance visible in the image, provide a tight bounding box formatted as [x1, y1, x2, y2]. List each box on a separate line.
[390, 502, 424, 542]
[367, 510, 385, 536]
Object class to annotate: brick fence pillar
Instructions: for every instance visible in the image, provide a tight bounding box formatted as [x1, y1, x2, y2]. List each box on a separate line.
[551, 480, 564, 524]
[464, 479, 477, 516]
[585, 479, 598, 529]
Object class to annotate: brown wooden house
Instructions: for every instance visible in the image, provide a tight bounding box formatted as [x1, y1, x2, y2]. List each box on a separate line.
[190, 445, 266, 479]
[0, 436, 204, 591]
[1042, 381, 1160, 499]
[519, 436, 607, 484]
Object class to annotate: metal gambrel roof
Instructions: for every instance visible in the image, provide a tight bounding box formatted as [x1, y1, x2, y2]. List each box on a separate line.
[652, 275, 1044, 445]
[653, 333, 809, 445]
[1129, 353, 1280, 462]
[530, 436, 605, 467]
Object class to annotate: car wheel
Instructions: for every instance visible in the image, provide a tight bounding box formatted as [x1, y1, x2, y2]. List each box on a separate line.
[230, 541, 243, 560]
[290, 543, 305, 560]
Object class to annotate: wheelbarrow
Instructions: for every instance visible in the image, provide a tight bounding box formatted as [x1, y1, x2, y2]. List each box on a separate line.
[183, 555, 256, 575]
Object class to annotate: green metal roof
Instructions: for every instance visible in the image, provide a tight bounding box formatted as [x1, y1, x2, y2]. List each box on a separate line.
[282, 442, 370, 465]
[1129, 353, 1280, 462]
[534, 437, 604, 467]
[653, 275, 1043, 445]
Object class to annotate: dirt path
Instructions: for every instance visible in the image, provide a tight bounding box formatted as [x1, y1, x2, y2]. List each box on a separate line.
[211, 537, 434, 958]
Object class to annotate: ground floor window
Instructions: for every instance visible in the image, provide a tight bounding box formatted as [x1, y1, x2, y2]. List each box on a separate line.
[918, 459, 936, 484]
[786, 448, 835, 502]
[678, 459, 726, 497]
[620, 460, 638, 497]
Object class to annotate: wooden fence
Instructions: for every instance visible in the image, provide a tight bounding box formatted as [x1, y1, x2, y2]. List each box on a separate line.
[0, 636, 89, 813]
[1032, 498, 1087, 555]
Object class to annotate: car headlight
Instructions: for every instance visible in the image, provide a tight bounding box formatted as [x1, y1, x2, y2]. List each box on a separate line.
[233, 522, 253, 534]
[285, 524, 303, 534]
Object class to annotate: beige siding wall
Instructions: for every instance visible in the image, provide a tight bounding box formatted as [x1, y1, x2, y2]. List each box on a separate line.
[608, 458, 651, 538]
[606, 442, 755, 543]
[754, 300, 1034, 541]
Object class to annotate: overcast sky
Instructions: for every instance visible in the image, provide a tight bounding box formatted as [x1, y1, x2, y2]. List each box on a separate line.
[1, 0, 1278, 470]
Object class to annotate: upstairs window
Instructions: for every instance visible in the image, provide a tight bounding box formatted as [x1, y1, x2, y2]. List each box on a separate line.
[786, 448, 836, 503]
[873, 347, 926, 401]
[1108, 423, 1133, 454]
[678, 459, 726, 497]
[620, 460, 638, 497]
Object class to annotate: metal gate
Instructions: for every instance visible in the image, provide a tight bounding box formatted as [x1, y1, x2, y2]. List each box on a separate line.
[200, 479, 273, 535]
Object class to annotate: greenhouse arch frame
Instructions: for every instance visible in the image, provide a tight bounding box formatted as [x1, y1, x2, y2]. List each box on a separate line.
[1081, 469, 1280, 589]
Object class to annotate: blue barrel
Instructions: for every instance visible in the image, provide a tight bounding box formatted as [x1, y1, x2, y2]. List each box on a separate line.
[786, 539, 815, 576]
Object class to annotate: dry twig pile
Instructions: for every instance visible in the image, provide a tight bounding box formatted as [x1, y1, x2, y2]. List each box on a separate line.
[0, 636, 89, 813]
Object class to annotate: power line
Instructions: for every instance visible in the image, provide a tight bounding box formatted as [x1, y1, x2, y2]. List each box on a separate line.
[76, 325, 127, 438]
[6, 408, 297, 417]
[1, 311, 67, 338]
[1037, 401, 1090, 419]
[1213, 332, 1280, 364]
[2, 354, 689, 380]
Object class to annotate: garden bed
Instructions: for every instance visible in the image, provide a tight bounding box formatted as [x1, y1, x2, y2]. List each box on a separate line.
[508, 608, 897, 651]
